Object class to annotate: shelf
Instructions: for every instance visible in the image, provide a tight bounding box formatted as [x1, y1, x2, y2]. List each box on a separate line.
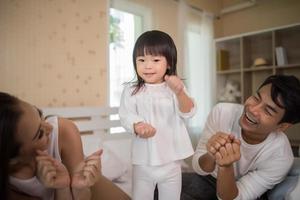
[243, 32, 273, 68]
[216, 38, 241, 71]
[276, 63, 300, 69]
[215, 23, 300, 143]
[243, 66, 273, 72]
[275, 25, 300, 64]
[217, 69, 241, 74]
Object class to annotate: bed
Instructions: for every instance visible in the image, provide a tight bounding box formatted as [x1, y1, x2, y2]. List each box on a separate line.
[42, 106, 300, 199]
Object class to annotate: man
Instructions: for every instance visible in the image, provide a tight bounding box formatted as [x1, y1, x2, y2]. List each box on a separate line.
[181, 75, 300, 200]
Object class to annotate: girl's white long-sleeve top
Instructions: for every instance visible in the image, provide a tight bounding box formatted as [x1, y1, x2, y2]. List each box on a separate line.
[119, 82, 195, 166]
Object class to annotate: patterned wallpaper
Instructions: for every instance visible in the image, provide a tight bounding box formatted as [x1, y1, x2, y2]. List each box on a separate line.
[0, 0, 108, 107]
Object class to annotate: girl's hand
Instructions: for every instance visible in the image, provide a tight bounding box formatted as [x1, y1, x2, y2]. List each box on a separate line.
[134, 122, 156, 138]
[71, 150, 102, 189]
[164, 75, 184, 95]
[36, 150, 70, 189]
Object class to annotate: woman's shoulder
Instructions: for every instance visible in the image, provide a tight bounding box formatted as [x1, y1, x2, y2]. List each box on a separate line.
[57, 117, 84, 161]
[57, 118, 80, 136]
[57, 118, 81, 147]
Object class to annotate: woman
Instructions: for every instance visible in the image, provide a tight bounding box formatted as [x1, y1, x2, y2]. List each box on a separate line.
[0, 92, 130, 200]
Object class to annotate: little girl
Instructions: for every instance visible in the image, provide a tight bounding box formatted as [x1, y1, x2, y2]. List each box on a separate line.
[119, 30, 196, 200]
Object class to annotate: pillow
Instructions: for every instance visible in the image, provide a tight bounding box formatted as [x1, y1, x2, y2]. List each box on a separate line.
[268, 175, 299, 200]
[268, 157, 300, 200]
[101, 145, 128, 181]
[103, 139, 132, 165]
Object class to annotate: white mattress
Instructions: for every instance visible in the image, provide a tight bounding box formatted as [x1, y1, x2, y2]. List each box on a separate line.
[103, 138, 133, 197]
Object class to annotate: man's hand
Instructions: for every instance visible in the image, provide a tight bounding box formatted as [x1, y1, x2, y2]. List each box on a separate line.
[164, 75, 184, 95]
[71, 150, 102, 189]
[134, 122, 156, 138]
[36, 150, 70, 189]
[215, 139, 241, 167]
[206, 132, 234, 158]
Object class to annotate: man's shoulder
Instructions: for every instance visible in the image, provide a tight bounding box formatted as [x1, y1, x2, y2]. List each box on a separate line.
[269, 132, 291, 148]
[209, 103, 243, 126]
[214, 102, 243, 113]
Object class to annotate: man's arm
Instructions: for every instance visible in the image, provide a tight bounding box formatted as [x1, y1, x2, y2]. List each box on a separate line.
[198, 153, 216, 173]
[215, 141, 241, 200]
[217, 165, 238, 200]
[192, 104, 226, 175]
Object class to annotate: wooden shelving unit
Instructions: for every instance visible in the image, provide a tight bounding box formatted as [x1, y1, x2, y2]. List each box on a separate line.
[215, 23, 300, 146]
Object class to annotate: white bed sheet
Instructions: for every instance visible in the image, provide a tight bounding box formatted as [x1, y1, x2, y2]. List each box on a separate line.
[114, 165, 133, 197]
[103, 138, 133, 197]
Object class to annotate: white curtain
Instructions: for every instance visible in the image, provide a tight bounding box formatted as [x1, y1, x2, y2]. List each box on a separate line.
[178, 0, 214, 142]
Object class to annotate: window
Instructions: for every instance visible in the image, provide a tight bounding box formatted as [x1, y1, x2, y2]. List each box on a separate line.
[109, 1, 151, 133]
[109, 1, 151, 107]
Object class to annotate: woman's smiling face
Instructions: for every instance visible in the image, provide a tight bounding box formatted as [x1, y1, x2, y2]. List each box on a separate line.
[16, 101, 53, 156]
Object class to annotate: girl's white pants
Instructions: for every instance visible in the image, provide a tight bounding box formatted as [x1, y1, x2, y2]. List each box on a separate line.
[132, 161, 181, 200]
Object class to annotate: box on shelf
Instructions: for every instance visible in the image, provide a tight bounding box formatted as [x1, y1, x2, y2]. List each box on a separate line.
[275, 46, 288, 66]
[217, 49, 229, 71]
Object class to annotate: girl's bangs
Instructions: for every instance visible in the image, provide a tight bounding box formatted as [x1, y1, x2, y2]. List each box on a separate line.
[136, 44, 165, 57]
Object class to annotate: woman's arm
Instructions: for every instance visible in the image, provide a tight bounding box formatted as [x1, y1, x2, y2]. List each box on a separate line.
[58, 117, 130, 200]
[35, 150, 72, 200]
[58, 118, 93, 200]
[8, 187, 42, 200]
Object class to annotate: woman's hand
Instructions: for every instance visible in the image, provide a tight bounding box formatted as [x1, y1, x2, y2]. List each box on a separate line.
[36, 150, 70, 189]
[71, 150, 102, 189]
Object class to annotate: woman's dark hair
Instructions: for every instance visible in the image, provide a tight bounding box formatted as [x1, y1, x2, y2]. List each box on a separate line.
[258, 75, 300, 124]
[0, 92, 22, 200]
[131, 30, 177, 94]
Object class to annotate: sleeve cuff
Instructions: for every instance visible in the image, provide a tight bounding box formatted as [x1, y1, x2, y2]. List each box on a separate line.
[178, 97, 197, 119]
[192, 152, 211, 176]
[126, 116, 145, 134]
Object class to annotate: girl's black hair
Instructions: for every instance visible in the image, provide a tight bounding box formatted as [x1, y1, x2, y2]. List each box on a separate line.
[258, 75, 300, 124]
[0, 92, 22, 200]
[131, 30, 177, 94]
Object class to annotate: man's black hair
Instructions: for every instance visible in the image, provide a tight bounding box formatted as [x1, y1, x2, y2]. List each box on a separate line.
[258, 75, 300, 124]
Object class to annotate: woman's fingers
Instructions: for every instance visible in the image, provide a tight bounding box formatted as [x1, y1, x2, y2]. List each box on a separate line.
[36, 159, 58, 187]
